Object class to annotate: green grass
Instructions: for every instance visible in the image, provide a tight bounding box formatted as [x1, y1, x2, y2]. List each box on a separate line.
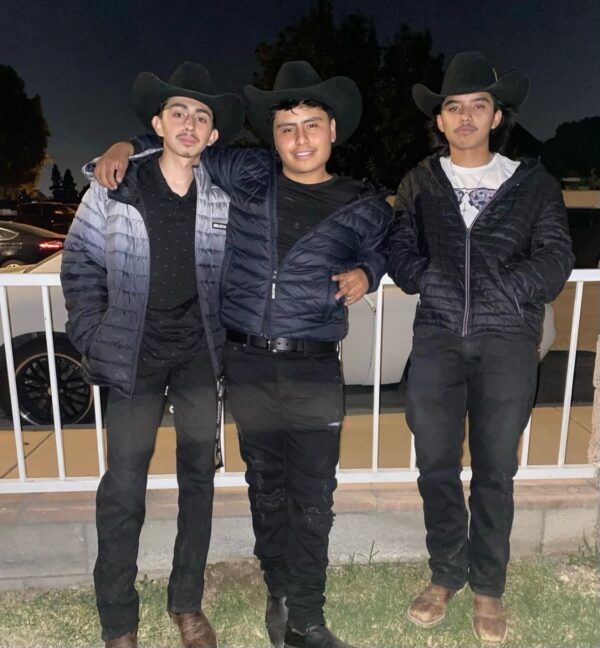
[0, 555, 598, 648]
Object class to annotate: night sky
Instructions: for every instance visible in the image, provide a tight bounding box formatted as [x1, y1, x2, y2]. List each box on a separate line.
[2, 0, 599, 194]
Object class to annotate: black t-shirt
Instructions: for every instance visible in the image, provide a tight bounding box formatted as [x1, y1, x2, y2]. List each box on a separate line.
[137, 155, 204, 365]
[138, 155, 198, 309]
[276, 173, 373, 263]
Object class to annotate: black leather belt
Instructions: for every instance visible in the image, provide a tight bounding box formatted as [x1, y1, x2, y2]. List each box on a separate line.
[226, 330, 337, 354]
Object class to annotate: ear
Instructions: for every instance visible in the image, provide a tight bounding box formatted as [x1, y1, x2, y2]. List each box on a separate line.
[329, 117, 337, 144]
[436, 113, 444, 133]
[207, 128, 219, 147]
[151, 115, 164, 137]
[491, 109, 503, 130]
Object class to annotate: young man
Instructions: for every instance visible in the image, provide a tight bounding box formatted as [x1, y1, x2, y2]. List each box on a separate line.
[94, 61, 391, 648]
[388, 51, 574, 644]
[61, 63, 243, 648]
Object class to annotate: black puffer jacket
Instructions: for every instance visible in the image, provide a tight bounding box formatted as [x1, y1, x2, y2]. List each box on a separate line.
[129, 137, 389, 340]
[203, 147, 392, 341]
[388, 155, 574, 340]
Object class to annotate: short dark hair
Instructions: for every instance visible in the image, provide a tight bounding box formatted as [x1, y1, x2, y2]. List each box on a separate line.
[428, 97, 515, 156]
[155, 97, 217, 127]
[269, 98, 334, 125]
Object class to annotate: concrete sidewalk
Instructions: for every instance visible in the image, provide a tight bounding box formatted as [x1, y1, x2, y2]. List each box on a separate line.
[0, 479, 597, 591]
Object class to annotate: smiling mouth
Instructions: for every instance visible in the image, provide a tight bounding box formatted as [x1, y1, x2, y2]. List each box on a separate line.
[293, 150, 315, 159]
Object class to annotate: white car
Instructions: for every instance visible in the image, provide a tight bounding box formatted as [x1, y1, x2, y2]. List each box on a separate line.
[0, 253, 556, 424]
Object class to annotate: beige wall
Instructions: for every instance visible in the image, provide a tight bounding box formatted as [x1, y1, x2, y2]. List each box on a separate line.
[563, 190, 600, 208]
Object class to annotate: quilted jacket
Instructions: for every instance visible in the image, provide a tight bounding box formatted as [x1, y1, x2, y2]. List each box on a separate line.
[130, 137, 393, 341]
[61, 152, 230, 397]
[204, 146, 392, 341]
[388, 155, 574, 340]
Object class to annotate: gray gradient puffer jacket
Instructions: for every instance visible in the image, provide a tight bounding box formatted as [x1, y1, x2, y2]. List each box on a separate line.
[61, 153, 229, 397]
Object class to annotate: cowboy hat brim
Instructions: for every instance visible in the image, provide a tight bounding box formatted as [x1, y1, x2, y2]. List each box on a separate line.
[131, 72, 245, 145]
[412, 69, 530, 117]
[243, 76, 362, 146]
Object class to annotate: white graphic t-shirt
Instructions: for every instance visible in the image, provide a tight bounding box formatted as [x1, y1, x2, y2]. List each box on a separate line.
[440, 153, 520, 228]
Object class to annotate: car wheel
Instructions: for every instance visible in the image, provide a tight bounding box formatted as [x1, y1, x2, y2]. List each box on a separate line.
[0, 338, 94, 425]
[1, 259, 27, 269]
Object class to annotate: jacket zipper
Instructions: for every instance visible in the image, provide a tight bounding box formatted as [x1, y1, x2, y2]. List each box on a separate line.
[460, 181, 518, 335]
[261, 161, 279, 336]
[433, 161, 522, 338]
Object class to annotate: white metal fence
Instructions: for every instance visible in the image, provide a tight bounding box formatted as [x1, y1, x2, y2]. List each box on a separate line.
[0, 270, 598, 493]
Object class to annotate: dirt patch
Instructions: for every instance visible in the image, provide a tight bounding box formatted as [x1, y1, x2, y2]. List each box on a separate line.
[203, 559, 263, 604]
[556, 562, 600, 595]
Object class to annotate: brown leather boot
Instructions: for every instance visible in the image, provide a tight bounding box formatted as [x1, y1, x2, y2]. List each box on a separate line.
[105, 630, 138, 648]
[169, 610, 218, 648]
[407, 583, 459, 627]
[472, 594, 508, 644]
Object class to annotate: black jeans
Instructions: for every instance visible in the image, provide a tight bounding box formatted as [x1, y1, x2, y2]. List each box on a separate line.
[406, 329, 538, 598]
[224, 343, 344, 629]
[94, 347, 217, 641]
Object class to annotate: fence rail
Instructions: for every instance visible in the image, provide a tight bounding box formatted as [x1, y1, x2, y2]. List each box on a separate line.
[0, 269, 598, 493]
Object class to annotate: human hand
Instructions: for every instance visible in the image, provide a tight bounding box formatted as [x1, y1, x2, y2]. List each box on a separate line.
[332, 268, 369, 305]
[94, 142, 134, 189]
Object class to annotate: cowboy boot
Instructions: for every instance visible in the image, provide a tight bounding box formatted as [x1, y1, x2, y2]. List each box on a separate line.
[284, 624, 357, 648]
[407, 582, 460, 627]
[169, 610, 218, 648]
[472, 594, 508, 644]
[105, 629, 137, 648]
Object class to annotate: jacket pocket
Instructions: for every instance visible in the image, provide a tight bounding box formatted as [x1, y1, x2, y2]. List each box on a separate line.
[499, 267, 524, 319]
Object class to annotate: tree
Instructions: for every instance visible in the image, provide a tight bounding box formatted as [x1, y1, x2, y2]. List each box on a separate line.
[542, 117, 600, 179]
[251, 0, 443, 188]
[0, 65, 49, 198]
[50, 164, 63, 202]
[62, 169, 78, 203]
[374, 25, 444, 188]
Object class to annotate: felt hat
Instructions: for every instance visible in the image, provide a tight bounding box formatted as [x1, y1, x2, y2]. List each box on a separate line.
[131, 61, 244, 144]
[243, 60, 362, 145]
[412, 51, 529, 116]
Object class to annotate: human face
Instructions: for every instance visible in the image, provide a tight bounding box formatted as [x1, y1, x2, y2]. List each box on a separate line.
[273, 103, 336, 184]
[151, 96, 219, 162]
[436, 92, 502, 157]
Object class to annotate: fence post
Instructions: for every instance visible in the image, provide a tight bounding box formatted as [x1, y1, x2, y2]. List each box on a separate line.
[591, 334, 600, 554]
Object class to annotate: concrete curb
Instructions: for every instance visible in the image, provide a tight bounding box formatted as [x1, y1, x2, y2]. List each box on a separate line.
[0, 479, 597, 590]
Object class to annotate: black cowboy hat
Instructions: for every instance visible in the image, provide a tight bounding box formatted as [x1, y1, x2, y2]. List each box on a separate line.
[412, 51, 530, 117]
[243, 60, 362, 145]
[131, 62, 244, 144]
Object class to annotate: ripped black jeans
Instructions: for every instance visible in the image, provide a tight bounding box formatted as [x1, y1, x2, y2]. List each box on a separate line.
[224, 343, 344, 629]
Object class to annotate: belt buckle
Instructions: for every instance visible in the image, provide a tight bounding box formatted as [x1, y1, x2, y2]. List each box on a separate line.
[267, 337, 292, 352]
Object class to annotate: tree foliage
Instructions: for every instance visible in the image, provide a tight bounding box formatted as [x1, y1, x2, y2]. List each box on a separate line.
[542, 117, 600, 179]
[62, 169, 78, 203]
[251, 0, 444, 189]
[50, 164, 63, 201]
[0, 65, 49, 198]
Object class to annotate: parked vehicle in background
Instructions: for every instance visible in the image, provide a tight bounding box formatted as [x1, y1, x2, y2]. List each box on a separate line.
[0, 202, 77, 235]
[0, 223, 65, 268]
[0, 252, 557, 425]
[0, 253, 92, 425]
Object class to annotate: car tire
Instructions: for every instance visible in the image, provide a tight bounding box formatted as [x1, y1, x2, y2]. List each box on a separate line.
[0, 337, 94, 425]
[1, 259, 27, 269]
